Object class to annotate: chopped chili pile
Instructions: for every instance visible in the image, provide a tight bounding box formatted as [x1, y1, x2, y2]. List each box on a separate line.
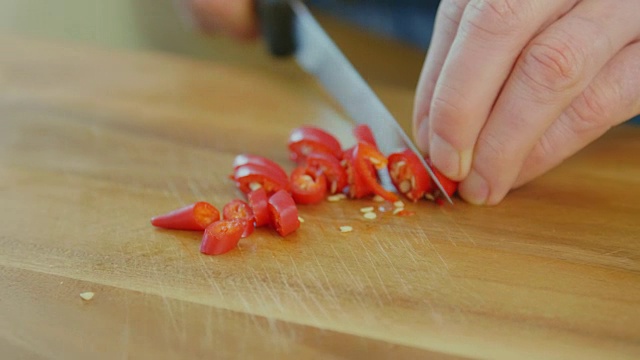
[150, 124, 457, 256]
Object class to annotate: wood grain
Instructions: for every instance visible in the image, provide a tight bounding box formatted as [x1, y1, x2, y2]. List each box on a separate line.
[0, 35, 639, 360]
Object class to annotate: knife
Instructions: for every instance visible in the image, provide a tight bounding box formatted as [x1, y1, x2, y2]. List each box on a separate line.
[258, 0, 453, 204]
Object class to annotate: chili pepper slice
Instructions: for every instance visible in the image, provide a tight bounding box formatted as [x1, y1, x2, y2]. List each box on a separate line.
[426, 157, 459, 199]
[200, 219, 244, 255]
[353, 142, 398, 202]
[353, 124, 379, 150]
[305, 152, 347, 194]
[234, 164, 291, 195]
[247, 188, 269, 227]
[232, 154, 288, 181]
[151, 201, 220, 231]
[288, 126, 342, 163]
[342, 146, 375, 199]
[267, 190, 300, 237]
[387, 149, 433, 202]
[223, 199, 255, 238]
[290, 165, 327, 205]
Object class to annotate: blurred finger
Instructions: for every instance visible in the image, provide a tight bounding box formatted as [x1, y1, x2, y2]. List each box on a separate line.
[514, 40, 640, 187]
[185, 0, 258, 39]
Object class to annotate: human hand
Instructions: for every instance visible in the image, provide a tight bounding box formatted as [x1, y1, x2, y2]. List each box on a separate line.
[413, 0, 640, 205]
[176, 0, 259, 39]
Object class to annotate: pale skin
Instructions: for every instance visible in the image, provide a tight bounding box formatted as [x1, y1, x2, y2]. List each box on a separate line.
[181, 0, 640, 205]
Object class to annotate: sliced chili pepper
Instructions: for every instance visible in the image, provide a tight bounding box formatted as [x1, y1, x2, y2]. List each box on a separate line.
[267, 190, 300, 237]
[425, 157, 459, 199]
[342, 146, 375, 198]
[288, 126, 342, 163]
[387, 149, 433, 202]
[290, 165, 327, 205]
[247, 188, 269, 227]
[353, 124, 379, 150]
[223, 199, 255, 238]
[353, 142, 398, 202]
[200, 219, 244, 255]
[305, 152, 347, 194]
[151, 201, 220, 231]
[234, 164, 291, 195]
[232, 154, 288, 180]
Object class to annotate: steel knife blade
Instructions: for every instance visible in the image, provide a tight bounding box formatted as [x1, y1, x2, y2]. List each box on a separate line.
[259, 0, 453, 204]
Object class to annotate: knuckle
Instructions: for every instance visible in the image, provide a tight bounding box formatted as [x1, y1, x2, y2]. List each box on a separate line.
[578, 86, 611, 122]
[429, 85, 467, 139]
[567, 86, 614, 134]
[535, 133, 557, 160]
[476, 132, 512, 165]
[461, 0, 520, 39]
[431, 95, 464, 120]
[517, 37, 585, 97]
[429, 100, 464, 146]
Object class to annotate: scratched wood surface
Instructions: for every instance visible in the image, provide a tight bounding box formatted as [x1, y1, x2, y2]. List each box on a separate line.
[0, 35, 639, 360]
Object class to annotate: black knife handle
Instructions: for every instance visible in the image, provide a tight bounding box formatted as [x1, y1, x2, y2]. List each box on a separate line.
[258, 0, 295, 57]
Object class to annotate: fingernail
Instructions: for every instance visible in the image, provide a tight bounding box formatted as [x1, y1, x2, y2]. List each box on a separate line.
[459, 149, 472, 177]
[459, 170, 489, 205]
[415, 116, 430, 153]
[430, 133, 460, 179]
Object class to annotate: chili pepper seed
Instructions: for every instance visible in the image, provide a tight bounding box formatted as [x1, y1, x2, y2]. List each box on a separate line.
[327, 194, 346, 202]
[80, 292, 95, 301]
[363, 212, 377, 220]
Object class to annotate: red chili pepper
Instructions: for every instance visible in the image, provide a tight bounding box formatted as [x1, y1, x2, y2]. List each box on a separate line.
[222, 199, 255, 238]
[387, 149, 433, 202]
[268, 190, 300, 237]
[150, 201, 220, 231]
[247, 188, 269, 227]
[342, 146, 375, 198]
[305, 152, 347, 194]
[290, 165, 327, 205]
[232, 154, 288, 180]
[353, 124, 379, 150]
[200, 219, 244, 255]
[353, 142, 398, 202]
[425, 157, 459, 199]
[233, 164, 291, 195]
[288, 126, 342, 163]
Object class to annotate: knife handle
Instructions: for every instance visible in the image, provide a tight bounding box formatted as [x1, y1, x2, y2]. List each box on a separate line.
[257, 0, 295, 57]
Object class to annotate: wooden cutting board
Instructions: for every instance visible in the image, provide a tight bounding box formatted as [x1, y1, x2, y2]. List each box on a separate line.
[1, 35, 639, 360]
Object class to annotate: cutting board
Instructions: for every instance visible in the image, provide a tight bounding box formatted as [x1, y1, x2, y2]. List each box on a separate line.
[1, 35, 639, 359]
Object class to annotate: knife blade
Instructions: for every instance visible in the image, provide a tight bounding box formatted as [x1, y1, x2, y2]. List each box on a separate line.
[258, 0, 453, 204]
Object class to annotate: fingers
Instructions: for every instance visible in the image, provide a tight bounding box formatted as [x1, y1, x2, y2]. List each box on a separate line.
[459, 0, 640, 204]
[413, 0, 470, 147]
[182, 0, 258, 40]
[514, 40, 640, 188]
[416, 0, 579, 181]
